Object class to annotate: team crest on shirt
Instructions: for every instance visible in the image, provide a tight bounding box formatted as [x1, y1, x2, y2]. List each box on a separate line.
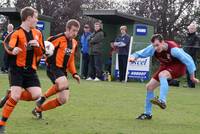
[167, 54, 171, 60]
[65, 48, 72, 56]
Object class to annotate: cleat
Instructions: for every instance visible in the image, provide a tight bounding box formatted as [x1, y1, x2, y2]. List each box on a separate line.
[136, 113, 152, 120]
[0, 90, 11, 108]
[0, 125, 5, 134]
[36, 96, 46, 107]
[150, 96, 167, 109]
[32, 108, 42, 119]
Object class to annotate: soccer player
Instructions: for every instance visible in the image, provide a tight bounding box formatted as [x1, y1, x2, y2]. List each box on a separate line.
[0, 7, 44, 133]
[32, 19, 80, 119]
[129, 34, 199, 120]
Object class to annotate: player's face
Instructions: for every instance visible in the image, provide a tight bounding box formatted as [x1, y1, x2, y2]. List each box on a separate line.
[153, 39, 164, 53]
[29, 13, 38, 28]
[67, 26, 79, 39]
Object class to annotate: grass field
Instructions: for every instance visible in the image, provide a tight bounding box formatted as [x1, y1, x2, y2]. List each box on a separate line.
[0, 70, 200, 134]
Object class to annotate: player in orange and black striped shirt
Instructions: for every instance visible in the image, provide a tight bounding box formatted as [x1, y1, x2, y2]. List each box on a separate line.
[0, 7, 45, 132]
[32, 19, 81, 119]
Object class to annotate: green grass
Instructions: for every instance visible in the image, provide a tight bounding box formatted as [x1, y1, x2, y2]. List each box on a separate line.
[0, 70, 200, 134]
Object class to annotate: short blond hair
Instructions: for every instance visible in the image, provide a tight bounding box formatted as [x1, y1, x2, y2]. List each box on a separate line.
[120, 25, 128, 32]
[66, 19, 80, 29]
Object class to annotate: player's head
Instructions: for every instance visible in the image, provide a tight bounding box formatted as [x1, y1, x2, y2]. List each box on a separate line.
[7, 24, 14, 32]
[120, 25, 127, 35]
[65, 19, 80, 39]
[187, 23, 197, 34]
[20, 7, 38, 28]
[151, 34, 165, 53]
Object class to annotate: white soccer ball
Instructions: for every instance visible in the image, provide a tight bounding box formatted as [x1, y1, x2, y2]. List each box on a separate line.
[44, 41, 55, 57]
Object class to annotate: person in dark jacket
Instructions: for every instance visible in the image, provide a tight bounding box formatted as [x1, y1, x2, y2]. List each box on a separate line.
[80, 24, 91, 79]
[1, 24, 14, 73]
[86, 21, 104, 81]
[184, 23, 200, 88]
[114, 25, 130, 82]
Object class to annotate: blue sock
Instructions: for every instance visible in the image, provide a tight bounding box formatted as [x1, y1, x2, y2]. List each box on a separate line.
[144, 91, 154, 115]
[159, 77, 169, 102]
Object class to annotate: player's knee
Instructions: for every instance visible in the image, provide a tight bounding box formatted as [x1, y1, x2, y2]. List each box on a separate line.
[32, 92, 41, 100]
[158, 71, 168, 78]
[57, 84, 69, 91]
[58, 97, 68, 104]
[146, 83, 152, 90]
[12, 93, 21, 101]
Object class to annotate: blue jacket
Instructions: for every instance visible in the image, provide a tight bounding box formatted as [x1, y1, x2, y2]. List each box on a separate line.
[115, 34, 130, 55]
[80, 32, 91, 54]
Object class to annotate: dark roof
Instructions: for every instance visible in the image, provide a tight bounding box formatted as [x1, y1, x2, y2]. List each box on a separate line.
[83, 10, 156, 26]
[0, 7, 53, 22]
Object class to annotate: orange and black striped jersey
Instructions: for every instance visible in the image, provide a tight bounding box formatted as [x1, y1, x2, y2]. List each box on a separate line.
[4, 27, 45, 70]
[47, 33, 77, 75]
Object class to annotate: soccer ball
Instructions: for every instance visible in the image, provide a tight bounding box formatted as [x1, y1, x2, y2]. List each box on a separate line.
[44, 41, 55, 57]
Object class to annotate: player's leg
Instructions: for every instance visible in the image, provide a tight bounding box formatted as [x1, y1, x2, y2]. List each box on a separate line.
[158, 70, 172, 102]
[36, 66, 63, 107]
[0, 89, 11, 108]
[0, 86, 23, 131]
[27, 87, 42, 101]
[136, 78, 159, 120]
[27, 86, 42, 119]
[0, 66, 24, 132]
[33, 76, 69, 119]
[39, 76, 69, 110]
[150, 70, 172, 109]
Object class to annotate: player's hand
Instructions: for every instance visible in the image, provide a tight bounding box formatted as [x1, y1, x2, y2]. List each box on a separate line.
[12, 47, 22, 55]
[28, 40, 39, 47]
[129, 57, 137, 62]
[73, 74, 80, 84]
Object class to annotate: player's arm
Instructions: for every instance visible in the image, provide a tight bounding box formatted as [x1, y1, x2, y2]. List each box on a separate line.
[171, 48, 199, 83]
[4, 31, 22, 55]
[34, 32, 45, 56]
[67, 45, 80, 84]
[129, 44, 155, 62]
[4, 31, 18, 51]
[47, 36, 60, 48]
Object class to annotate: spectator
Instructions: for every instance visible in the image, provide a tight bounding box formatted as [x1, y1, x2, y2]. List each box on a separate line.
[184, 23, 200, 88]
[1, 24, 14, 73]
[80, 24, 91, 79]
[86, 21, 105, 81]
[114, 25, 130, 82]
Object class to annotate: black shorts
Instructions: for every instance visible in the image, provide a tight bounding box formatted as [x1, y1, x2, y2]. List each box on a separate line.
[9, 66, 41, 89]
[46, 64, 67, 84]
